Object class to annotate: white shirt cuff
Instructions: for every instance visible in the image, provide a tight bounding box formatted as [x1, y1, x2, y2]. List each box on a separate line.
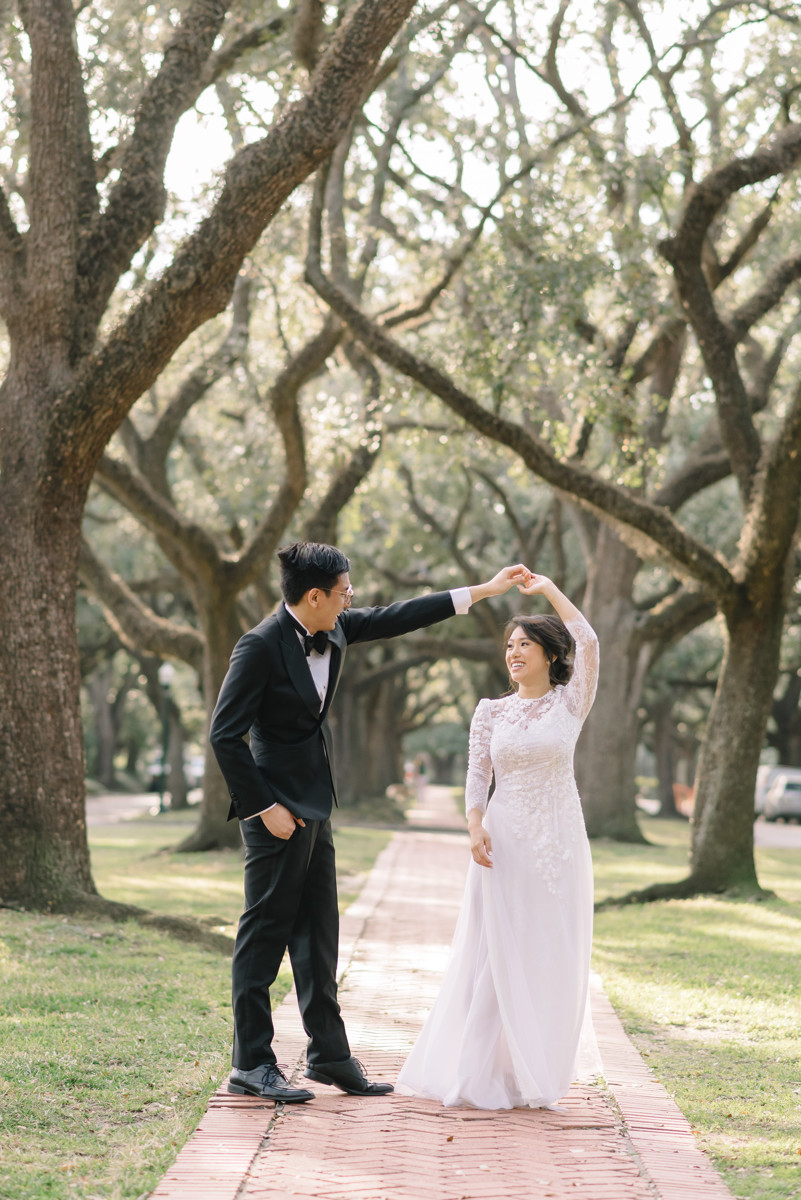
[248, 803, 278, 820]
[450, 586, 473, 615]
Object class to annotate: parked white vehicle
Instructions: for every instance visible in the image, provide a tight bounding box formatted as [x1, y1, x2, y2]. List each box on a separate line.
[755, 764, 781, 815]
[763, 771, 801, 823]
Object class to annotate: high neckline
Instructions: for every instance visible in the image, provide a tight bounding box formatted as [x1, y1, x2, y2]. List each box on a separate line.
[512, 688, 556, 702]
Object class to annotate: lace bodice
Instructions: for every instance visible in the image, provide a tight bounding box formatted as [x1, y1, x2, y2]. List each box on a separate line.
[464, 616, 599, 889]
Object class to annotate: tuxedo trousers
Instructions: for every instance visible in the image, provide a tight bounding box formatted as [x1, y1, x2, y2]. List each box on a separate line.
[232, 816, 350, 1070]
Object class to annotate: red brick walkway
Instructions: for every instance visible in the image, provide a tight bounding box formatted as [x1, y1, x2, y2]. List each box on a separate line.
[151, 789, 732, 1200]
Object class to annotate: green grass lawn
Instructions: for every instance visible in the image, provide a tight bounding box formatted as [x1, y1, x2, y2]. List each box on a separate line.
[592, 817, 801, 1200]
[0, 811, 391, 1200]
[3, 806, 799, 1200]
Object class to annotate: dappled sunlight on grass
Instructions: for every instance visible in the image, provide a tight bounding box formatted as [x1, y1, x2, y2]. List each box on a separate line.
[1, 816, 391, 1200]
[591, 817, 690, 900]
[592, 821, 801, 1200]
[89, 815, 392, 923]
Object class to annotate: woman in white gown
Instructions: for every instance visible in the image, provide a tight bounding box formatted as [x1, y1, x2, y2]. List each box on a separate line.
[397, 573, 602, 1110]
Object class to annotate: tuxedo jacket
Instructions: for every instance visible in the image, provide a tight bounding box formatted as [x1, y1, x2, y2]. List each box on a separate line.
[209, 592, 456, 822]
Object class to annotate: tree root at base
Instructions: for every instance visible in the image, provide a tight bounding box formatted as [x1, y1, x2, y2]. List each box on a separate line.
[595, 875, 775, 910]
[1, 893, 235, 954]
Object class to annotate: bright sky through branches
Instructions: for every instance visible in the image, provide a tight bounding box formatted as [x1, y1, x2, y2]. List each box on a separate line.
[164, 0, 756, 216]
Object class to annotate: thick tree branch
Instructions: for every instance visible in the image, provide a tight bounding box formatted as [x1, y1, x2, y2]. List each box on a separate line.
[396, 461, 504, 644]
[727, 249, 801, 342]
[738, 374, 801, 591]
[714, 189, 779, 285]
[624, 320, 689, 387]
[305, 240, 739, 605]
[145, 271, 254, 476]
[75, 1, 228, 352]
[201, 12, 287, 85]
[651, 449, 731, 512]
[228, 319, 342, 590]
[637, 586, 717, 650]
[747, 310, 801, 408]
[302, 342, 382, 544]
[19, 0, 93, 358]
[57, 0, 417, 477]
[348, 634, 499, 690]
[302, 439, 379, 545]
[95, 454, 223, 576]
[662, 122, 801, 261]
[78, 540, 204, 670]
[660, 124, 801, 498]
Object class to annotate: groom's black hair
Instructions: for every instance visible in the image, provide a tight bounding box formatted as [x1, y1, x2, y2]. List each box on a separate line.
[277, 541, 351, 605]
[504, 614, 575, 688]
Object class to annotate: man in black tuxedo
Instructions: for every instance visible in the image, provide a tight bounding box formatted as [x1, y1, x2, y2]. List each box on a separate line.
[210, 541, 528, 1102]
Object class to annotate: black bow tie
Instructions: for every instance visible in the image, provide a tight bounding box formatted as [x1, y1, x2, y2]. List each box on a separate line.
[287, 611, 329, 656]
[303, 629, 329, 657]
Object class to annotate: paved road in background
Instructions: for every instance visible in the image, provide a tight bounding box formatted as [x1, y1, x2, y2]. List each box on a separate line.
[85, 791, 201, 825]
[753, 817, 801, 848]
[86, 789, 801, 850]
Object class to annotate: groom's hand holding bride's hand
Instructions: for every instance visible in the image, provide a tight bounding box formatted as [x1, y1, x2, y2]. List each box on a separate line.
[468, 564, 533, 604]
[515, 571, 583, 624]
[516, 572, 554, 596]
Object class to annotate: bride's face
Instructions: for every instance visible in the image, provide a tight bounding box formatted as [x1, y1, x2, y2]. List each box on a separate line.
[506, 627, 550, 687]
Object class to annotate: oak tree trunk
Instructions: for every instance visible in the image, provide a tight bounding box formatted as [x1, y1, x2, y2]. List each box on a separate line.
[690, 603, 785, 891]
[177, 597, 245, 850]
[575, 528, 647, 841]
[87, 666, 118, 789]
[0, 481, 95, 906]
[0, 0, 418, 907]
[653, 697, 682, 818]
[330, 670, 407, 807]
[166, 706, 189, 810]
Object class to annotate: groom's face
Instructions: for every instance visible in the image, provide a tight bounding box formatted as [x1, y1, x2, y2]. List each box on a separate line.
[308, 572, 353, 630]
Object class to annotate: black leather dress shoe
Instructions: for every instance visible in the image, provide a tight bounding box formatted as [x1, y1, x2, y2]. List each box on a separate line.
[228, 1063, 314, 1103]
[304, 1055, 394, 1096]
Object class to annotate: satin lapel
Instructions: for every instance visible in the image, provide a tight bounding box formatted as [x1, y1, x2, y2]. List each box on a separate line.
[321, 627, 345, 720]
[277, 607, 324, 719]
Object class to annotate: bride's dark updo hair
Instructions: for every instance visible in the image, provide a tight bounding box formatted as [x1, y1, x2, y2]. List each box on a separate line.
[504, 614, 575, 688]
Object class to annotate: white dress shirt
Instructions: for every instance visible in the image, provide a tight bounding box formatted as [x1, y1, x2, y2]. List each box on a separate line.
[249, 588, 473, 819]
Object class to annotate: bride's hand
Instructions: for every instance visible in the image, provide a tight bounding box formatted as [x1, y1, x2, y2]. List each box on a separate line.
[470, 825, 493, 869]
[485, 564, 532, 595]
[517, 572, 554, 596]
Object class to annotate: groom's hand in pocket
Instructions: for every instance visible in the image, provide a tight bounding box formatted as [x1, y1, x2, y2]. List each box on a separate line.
[261, 803, 305, 839]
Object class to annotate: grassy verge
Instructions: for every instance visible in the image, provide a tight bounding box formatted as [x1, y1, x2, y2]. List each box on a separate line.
[0, 811, 391, 1200]
[592, 817, 801, 1200]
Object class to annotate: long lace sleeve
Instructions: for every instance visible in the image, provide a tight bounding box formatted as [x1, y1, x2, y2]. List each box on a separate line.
[465, 699, 493, 815]
[563, 616, 599, 723]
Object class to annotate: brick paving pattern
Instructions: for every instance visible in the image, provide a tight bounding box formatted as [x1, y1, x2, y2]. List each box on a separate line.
[151, 789, 733, 1200]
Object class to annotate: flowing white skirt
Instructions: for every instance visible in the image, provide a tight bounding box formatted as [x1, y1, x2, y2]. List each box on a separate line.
[396, 797, 601, 1109]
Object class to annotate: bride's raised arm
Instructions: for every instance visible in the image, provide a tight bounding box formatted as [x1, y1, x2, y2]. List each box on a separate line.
[516, 573, 599, 723]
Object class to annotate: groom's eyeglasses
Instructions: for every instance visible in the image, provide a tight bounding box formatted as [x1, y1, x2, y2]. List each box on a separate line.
[327, 586, 354, 607]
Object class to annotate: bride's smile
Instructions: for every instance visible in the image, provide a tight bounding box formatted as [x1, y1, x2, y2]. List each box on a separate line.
[506, 627, 552, 698]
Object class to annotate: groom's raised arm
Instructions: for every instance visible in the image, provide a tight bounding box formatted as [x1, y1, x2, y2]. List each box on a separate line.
[341, 565, 530, 645]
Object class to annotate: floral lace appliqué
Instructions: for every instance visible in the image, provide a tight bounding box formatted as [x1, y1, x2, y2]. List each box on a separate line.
[464, 616, 599, 895]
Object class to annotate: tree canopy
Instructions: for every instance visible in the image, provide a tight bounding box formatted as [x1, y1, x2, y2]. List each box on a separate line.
[2, 0, 801, 909]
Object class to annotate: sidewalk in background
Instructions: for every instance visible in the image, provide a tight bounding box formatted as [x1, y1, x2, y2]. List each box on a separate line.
[85, 790, 202, 825]
[149, 787, 733, 1200]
